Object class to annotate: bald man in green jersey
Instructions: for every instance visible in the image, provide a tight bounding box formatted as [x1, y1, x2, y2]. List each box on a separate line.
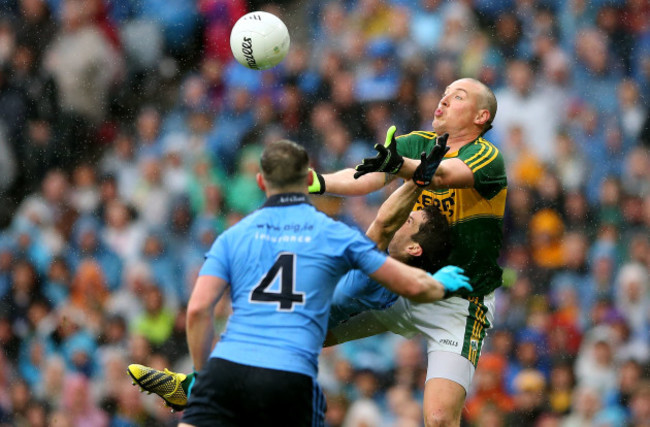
[311, 78, 506, 427]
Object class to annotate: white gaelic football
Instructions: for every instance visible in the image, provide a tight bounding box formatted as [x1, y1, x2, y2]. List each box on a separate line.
[229, 11, 290, 70]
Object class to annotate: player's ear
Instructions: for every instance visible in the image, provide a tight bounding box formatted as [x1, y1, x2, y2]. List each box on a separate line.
[406, 243, 423, 258]
[474, 109, 490, 127]
[256, 173, 266, 192]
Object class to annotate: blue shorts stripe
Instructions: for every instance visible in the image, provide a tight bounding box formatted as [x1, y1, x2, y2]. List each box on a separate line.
[312, 380, 325, 427]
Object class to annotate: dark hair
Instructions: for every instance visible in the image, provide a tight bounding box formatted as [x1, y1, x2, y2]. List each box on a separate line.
[408, 204, 453, 274]
[260, 139, 309, 189]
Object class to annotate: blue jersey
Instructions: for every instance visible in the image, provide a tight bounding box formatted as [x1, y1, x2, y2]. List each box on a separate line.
[199, 194, 388, 379]
[329, 270, 398, 329]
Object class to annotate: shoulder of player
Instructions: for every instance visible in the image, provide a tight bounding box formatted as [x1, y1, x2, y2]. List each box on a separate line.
[396, 130, 438, 141]
[458, 137, 504, 172]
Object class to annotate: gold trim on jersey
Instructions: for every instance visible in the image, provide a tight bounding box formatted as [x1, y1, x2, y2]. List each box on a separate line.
[397, 131, 438, 140]
[414, 187, 507, 225]
[465, 139, 499, 173]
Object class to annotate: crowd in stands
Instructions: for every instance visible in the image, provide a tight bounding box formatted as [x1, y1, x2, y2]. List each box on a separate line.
[0, 0, 649, 425]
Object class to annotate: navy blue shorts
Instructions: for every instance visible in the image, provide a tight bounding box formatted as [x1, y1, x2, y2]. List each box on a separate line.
[181, 358, 326, 427]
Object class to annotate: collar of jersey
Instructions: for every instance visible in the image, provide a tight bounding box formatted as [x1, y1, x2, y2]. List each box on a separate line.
[263, 193, 312, 208]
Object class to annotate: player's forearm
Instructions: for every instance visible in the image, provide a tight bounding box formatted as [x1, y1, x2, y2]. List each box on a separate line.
[370, 258, 445, 303]
[399, 157, 446, 188]
[400, 158, 474, 190]
[402, 267, 446, 302]
[367, 181, 422, 250]
[186, 308, 214, 372]
[323, 168, 390, 196]
[396, 158, 418, 180]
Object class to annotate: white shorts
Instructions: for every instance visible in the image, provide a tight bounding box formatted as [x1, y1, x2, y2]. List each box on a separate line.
[373, 293, 495, 392]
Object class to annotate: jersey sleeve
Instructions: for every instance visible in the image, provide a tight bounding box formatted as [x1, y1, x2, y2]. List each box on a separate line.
[325, 222, 388, 275]
[198, 231, 231, 281]
[458, 141, 507, 200]
[395, 131, 438, 160]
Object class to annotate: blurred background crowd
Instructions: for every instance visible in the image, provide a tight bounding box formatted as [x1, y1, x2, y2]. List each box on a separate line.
[0, 0, 649, 425]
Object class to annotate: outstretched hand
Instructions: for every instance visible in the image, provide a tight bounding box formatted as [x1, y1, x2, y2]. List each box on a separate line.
[430, 265, 472, 297]
[412, 133, 450, 188]
[354, 125, 404, 179]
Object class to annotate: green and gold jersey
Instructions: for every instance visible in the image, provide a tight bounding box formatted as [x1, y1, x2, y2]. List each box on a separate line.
[396, 131, 507, 297]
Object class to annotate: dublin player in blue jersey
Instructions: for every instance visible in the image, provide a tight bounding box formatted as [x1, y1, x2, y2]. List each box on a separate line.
[127, 138, 461, 420]
[128, 140, 471, 427]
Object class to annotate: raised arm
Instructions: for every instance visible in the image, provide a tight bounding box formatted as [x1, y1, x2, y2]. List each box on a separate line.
[186, 275, 229, 371]
[314, 126, 470, 196]
[310, 168, 394, 196]
[309, 126, 405, 196]
[366, 180, 422, 251]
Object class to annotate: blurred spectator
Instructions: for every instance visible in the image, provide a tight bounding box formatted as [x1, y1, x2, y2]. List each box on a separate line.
[622, 147, 650, 198]
[355, 38, 400, 102]
[505, 368, 548, 425]
[503, 125, 545, 188]
[105, 261, 150, 324]
[134, 106, 163, 161]
[0, 259, 43, 336]
[618, 79, 646, 145]
[140, 228, 181, 305]
[554, 132, 587, 194]
[562, 385, 604, 427]
[44, 0, 122, 124]
[131, 285, 174, 348]
[614, 263, 649, 341]
[68, 260, 108, 326]
[529, 208, 565, 270]
[101, 199, 145, 260]
[572, 28, 623, 116]
[224, 145, 264, 215]
[410, 0, 444, 52]
[199, 0, 246, 63]
[382, 384, 422, 427]
[207, 87, 254, 173]
[7, 379, 32, 426]
[67, 216, 122, 292]
[574, 326, 618, 395]
[16, 0, 58, 63]
[628, 381, 650, 427]
[548, 360, 575, 415]
[0, 124, 17, 194]
[61, 373, 108, 426]
[493, 59, 564, 163]
[464, 353, 514, 424]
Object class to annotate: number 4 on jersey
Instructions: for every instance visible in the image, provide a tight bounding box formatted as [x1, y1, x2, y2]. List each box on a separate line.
[250, 253, 305, 311]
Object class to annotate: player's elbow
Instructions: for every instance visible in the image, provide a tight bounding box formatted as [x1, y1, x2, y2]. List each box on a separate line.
[401, 286, 427, 302]
[187, 298, 212, 323]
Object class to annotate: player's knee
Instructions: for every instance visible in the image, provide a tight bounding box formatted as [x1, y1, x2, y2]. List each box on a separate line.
[424, 409, 460, 427]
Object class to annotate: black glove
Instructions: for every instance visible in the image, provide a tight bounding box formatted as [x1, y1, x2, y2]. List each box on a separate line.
[354, 126, 404, 179]
[412, 133, 449, 188]
[308, 169, 326, 194]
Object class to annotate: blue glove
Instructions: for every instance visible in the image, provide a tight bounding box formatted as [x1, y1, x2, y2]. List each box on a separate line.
[430, 266, 472, 297]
